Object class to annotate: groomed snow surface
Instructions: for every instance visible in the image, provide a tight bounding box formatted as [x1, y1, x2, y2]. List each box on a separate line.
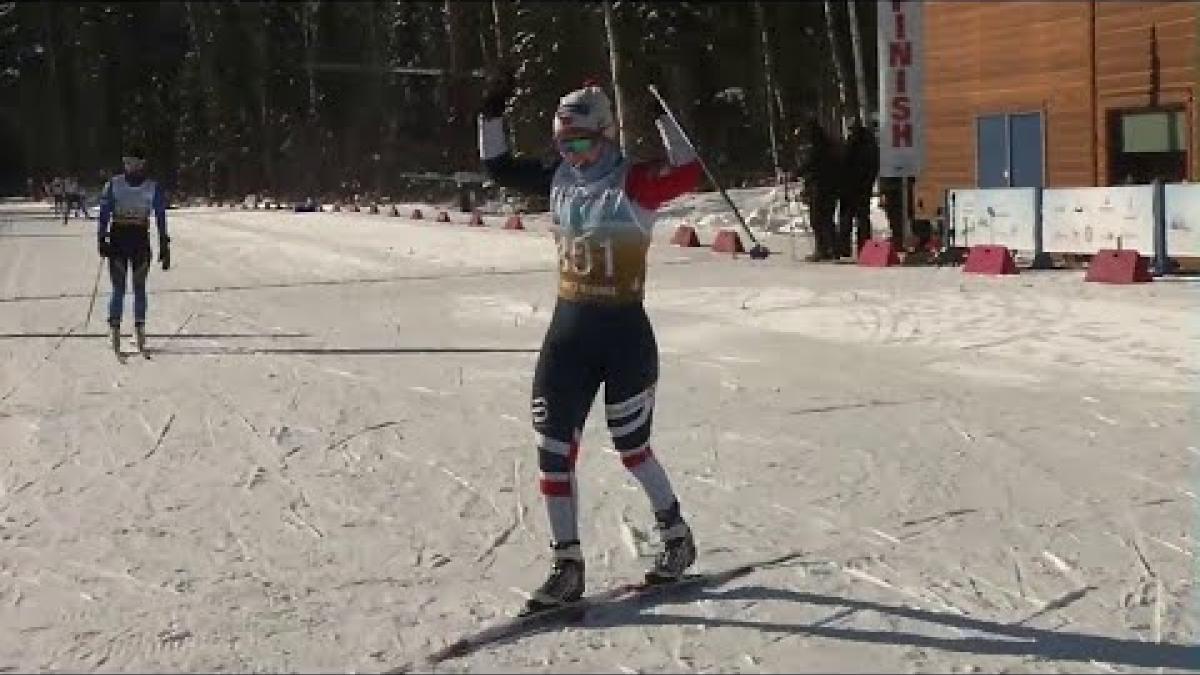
[0, 192, 1196, 673]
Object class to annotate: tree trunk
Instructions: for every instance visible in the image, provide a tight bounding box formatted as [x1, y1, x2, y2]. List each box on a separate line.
[602, 1, 628, 155]
[444, 0, 472, 170]
[753, 2, 785, 195]
[301, 0, 321, 196]
[38, 3, 67, 173]
[822, 0, 850, 135]
[183, 2, 221, 198]
[251, 3, 275, 197]
[491, 0, 508, 58]
[846, 0, 869, 126]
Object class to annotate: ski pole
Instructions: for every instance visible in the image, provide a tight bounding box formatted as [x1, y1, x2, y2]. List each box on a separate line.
[647, 84, 770, 259]
[83, 258, 103, 328]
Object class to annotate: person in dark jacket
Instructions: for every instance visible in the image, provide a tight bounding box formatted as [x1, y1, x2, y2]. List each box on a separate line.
[797, 119, 839, 261]
[836, 122, 879, 258]
[96, 147, 171, 356]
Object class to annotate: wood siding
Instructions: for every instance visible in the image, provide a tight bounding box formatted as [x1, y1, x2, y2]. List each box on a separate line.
[916, 1, 1198, 221]
[1094, 1, 1197, 185]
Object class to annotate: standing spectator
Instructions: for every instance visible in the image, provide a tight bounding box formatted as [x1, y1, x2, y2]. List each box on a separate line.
[836, 122, 879, 258]
[796, 119, 839, 262]
[63, 175, 87, 220]
[878, 176, 909, 251]
[50, 176, 65, 215]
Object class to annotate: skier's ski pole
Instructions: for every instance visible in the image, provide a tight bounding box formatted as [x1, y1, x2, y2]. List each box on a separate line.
[647, 84, 770, 259]
[83, 258, 103, 328]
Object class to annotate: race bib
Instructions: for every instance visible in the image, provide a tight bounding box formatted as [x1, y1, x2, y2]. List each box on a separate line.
[555, 231, 649, 303]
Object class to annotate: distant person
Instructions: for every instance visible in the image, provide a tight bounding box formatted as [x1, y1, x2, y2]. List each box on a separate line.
[836, 122, 879, 258]
[797, 119, 839, 261]
[879, 176, 908, 251]
[50, 176, 64, 215]
[96, 147, 171, 357]
[63, 176, 87, 220]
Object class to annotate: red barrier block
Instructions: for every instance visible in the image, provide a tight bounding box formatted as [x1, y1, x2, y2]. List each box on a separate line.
[435, 210, 451, 223]
[671, 224, 702, 247]
[411, 208, 423, 220]
[503, 214, 524, 230]
[964, 245, 1018, 275]
[1085, 249, 1152, 284]
[468, 210, 485, 226]
[857, 238, 899, 267]
[710, 229, 745, 254]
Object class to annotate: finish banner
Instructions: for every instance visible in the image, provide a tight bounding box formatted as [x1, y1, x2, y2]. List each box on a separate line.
[878, 0, 924, 177]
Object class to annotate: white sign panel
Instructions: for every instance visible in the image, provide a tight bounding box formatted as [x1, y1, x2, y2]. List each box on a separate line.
[878, 0, 924, 177]
[948, 188, 1039, 252]
[1164, 183, 1200, 257]
[1041, 186, 1156, 255]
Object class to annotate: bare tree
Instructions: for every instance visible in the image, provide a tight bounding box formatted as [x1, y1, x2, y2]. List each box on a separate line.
[602, 0, 628, 155]
[822, 0, 850, 134]
[753, 1, 785, 198]
[443, 0, 472, 170]
[846, 0, 869, 126]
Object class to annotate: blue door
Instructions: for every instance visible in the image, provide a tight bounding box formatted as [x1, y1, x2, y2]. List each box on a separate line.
[976, 112, 1045, 188]
[976, 114, 1009, 188]
[1008, 112, 1044, 187]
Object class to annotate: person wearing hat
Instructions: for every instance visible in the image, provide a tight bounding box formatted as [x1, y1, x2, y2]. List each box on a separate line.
[96, 147, 170, 356]
[477, 74, 702, 615]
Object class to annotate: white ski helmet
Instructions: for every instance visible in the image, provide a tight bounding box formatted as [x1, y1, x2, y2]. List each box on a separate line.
[552, 81, 616, 141]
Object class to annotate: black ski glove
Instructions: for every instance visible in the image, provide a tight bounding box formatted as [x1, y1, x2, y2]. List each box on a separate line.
[159, 235, 171, 270]
[97, 235, 111, 258]
[480, 68, 515, 119]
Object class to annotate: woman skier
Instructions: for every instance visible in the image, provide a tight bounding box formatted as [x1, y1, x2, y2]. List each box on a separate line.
[477, 74, 703, 614]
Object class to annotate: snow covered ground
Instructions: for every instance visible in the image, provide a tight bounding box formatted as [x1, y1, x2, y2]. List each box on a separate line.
[0, 196, 1196, 673]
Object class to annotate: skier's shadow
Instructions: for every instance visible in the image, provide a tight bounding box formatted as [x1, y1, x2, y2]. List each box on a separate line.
[505, 581, 1195, 670]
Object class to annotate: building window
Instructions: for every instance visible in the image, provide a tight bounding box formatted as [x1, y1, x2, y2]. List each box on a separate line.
[1109, 108, 1189, 184]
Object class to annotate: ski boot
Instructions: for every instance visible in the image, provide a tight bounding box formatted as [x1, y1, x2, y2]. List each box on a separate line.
[645, 501, 697, 585]
[107, 321, 121, 357]
[133, 322, 146, 354]
[519, 542, 585, 616]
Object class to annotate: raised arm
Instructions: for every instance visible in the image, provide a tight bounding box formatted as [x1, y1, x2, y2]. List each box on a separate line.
[625, 113, 702, 211]
[478, 116, 559, 196]
[476, 70, 559, 196]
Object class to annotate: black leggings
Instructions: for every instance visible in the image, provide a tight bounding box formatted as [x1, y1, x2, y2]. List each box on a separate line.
[532, 299, 658, 483]
[106, 232, 152, 326]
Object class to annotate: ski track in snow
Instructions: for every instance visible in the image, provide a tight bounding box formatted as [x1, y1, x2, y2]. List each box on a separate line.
[0, 199, 1195, 672]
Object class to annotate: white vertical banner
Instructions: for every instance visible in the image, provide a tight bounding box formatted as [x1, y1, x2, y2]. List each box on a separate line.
[878, 0, 924, 177]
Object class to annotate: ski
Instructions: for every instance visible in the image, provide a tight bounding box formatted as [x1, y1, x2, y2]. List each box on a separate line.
[421, 550, 805, 665]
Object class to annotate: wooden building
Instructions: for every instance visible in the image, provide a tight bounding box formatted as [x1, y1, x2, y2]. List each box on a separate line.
[914, 0, 1199, 221]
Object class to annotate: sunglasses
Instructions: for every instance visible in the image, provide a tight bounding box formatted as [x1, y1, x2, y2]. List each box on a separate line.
[558, 137, 598, 154]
